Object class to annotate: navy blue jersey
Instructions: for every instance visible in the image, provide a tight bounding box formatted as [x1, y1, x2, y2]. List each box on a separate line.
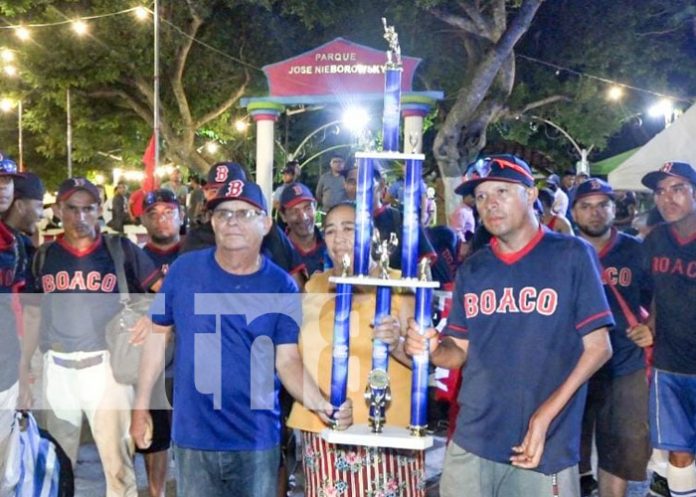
[180, 221, 305, 276]
[597, 229, 652, 377]
[151, 248, 300, 451]
[373, 205, 436, 269]
[37, 234, 160, 353]
[444, 228, 614, 474]
[643, 223, 696, 374]
[0, 221, 22, 391]
[288, 227, 328, 276]
[142, 241, 181, 275]
[425, 226, 461, 288]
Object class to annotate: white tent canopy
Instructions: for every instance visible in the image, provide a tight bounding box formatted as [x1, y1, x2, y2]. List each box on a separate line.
[609, 103, 696, 191]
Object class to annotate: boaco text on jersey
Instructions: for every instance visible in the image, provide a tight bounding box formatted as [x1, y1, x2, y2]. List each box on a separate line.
[444, 228, 614, 474]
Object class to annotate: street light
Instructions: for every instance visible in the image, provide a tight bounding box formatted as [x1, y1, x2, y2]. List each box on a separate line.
[0, 98, 23, 171]
[15, 27, 30, 41]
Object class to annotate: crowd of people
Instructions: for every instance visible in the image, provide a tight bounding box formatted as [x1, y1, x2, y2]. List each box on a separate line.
[0, 151, 693, 497]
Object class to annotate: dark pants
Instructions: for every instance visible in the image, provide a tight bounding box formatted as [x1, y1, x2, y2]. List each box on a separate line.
[174, 444, 279, 497]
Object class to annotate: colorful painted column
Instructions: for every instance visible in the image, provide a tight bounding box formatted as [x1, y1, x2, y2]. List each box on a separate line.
[401, 157, 422, 279]
[402, 95, 435, 154]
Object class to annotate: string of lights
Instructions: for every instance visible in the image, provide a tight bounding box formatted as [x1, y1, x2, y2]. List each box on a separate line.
[517, 53, 693, 103]
[0, 6, 690, 103]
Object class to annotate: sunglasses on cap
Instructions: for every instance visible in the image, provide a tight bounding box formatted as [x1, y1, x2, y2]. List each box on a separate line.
[464, 157, 534, 182]
[143, 190, 178, 209]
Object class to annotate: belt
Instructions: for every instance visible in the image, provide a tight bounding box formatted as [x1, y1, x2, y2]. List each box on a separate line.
[52, 355, 104, 370]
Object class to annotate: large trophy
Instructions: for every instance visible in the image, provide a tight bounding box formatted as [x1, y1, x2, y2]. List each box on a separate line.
[322, 19, 438, 451]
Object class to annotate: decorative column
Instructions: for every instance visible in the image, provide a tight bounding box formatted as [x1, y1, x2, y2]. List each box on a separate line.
[249, 101, 284, 207]
[401, 95, 435, 154]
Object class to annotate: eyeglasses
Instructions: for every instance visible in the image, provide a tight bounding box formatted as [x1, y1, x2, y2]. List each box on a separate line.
[143, 190, 178, 208]
[212, 208, 265, 223]
[654, 182, 693, 198]
[464, 157, 534, 182]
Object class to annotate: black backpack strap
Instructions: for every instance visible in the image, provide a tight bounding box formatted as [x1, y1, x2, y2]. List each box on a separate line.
[32, 241, 53, 288]
[103, 234, 130, 306]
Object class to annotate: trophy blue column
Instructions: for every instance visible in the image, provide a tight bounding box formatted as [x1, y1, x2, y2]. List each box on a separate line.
[382, 67, 402, 152]
[353, 156, 374, 277]
[372, 287, 391, 372]
[401, 158, 422, 279]
[410, 284, 432, 434]
[330, 282, 353, 409]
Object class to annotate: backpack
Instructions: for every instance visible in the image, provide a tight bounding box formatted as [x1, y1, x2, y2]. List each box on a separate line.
[1, 411, 74, 497]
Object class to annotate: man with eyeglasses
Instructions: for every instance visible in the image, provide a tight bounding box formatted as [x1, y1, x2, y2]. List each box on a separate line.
[131, 178, 350, 497]
[279, 182, 327, 275]
[21, 177, 162, 497]
[182, 162, 306, 289]
[406, 154, 613, 497]
[640, 161, 696, 497]
[0, 156, 26, 476]
[571, 178, 652, 497]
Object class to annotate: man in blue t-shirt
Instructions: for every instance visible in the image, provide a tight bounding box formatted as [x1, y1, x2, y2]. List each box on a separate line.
[572, 178, 653, 497]
[131, 178, 350, 497]
[640, 162, 696, 497]
[406, 155, 613, 497]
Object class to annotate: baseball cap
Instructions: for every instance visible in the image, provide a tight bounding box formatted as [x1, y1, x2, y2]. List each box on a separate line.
[206, 178, 267, 212]
[280, 182, 315, 210]
[562, 169, 576, 177]
[206, 162, 248, 187]
[455, 155, 535, 196]
[57, 177, 101, 204]
[573, 178, 615, 205]
[546, 174, 560, 186]
[13, 172, 45, 201]
[142, 188, 179, 212]
[0, 153, 20, 177]
[641, 161, 696, 191]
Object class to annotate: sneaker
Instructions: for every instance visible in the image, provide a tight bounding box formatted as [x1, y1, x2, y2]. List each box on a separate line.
[649, 472, 671, 497]
[580, 474, 598, 497]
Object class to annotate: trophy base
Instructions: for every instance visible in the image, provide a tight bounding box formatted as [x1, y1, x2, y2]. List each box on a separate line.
[330, 275, 440, 289]
[321, 424, 433, 451]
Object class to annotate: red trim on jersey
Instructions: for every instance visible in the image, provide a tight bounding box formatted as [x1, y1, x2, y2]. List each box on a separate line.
[289, 262, 307, 275]
[490, 226, 544, 265]
[575, 309, 612, 331]
[0, 221, 15, 250]
[597, 228, 619, 259]
[445, 323, 468, 336]
[144, 241, 182, 256]
[373, 205, 389, 217]
[56, 233, 102, 257]
[141, 269, 162, 290]
[546, 216, 557, 231]
[670, 225, 696, 246]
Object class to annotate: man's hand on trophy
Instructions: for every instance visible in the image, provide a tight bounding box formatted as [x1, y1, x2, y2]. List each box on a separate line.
[404, 318, 439, 357]
[372, 315, 403, 351]
[316, 398, 353, 430]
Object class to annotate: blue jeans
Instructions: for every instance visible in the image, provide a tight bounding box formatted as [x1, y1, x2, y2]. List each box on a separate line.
[174, 444, 279, 497]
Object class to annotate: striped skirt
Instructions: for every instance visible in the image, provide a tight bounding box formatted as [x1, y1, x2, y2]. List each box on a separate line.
[301, 430, 425, 497]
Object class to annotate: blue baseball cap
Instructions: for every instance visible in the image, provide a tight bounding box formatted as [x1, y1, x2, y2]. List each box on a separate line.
[455, 154, 535, 196]
[0, 153, 20, 177]
[280, 182, 315, 210]
[57, 177, 101, 204]
[206, 162, 248, 187]
[14, 172, 45, 201]
[641, 161, 696, 191]
[573, 178, 615, 205]
[207, 178, 267, 212]
[142, 188, 179, 211]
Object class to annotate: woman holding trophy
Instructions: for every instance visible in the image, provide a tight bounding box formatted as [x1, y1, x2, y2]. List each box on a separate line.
[287, 202, 425, 497]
